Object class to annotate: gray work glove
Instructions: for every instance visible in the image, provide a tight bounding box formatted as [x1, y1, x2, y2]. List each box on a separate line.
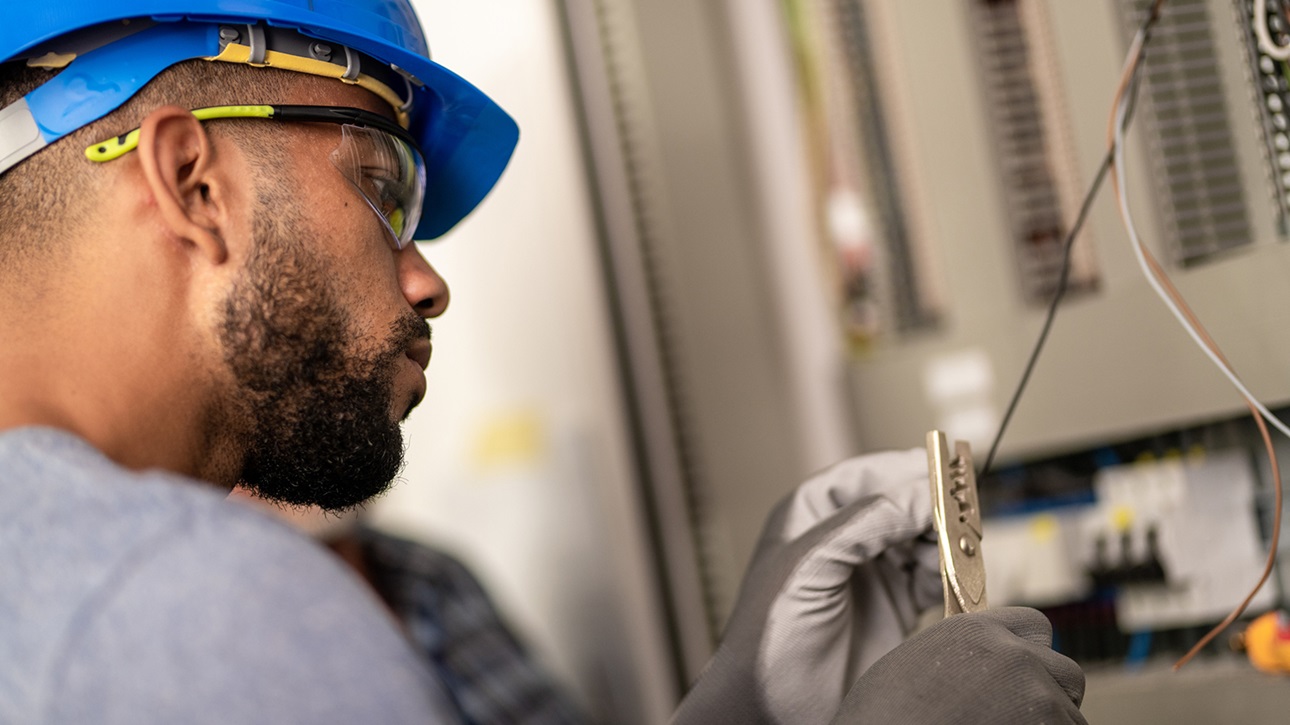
[831, 607, 1087, 724]
[673, 449, 943, 725]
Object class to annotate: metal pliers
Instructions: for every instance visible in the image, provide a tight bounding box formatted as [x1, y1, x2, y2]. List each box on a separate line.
[926, 431, 988, 616]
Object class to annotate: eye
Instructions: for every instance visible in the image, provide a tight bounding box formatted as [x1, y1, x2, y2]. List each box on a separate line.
[360, 168, 401, 214]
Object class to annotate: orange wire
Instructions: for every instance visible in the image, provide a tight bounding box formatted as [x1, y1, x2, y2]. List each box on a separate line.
[1106, 0, 1285, 671]
[1142, 241, 1283, 670]
[1139, 244, 1283, 669]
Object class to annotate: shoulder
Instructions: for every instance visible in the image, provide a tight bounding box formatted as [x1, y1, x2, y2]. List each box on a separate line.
[0, 429, 455, 724]
[48, 499, 449, 723]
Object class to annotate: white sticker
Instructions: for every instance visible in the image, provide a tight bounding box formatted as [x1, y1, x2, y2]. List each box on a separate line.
[0, 98, 46, 175]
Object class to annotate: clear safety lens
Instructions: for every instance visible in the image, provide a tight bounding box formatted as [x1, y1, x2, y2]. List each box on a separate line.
[329, 124, 426, 249]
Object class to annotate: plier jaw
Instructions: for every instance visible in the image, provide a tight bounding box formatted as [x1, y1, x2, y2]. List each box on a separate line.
[926, 431, 988, 617]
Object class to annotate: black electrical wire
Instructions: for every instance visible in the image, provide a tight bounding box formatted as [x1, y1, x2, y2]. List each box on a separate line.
[978, 154, 1111, 477]
[978, 4, 1159, 477]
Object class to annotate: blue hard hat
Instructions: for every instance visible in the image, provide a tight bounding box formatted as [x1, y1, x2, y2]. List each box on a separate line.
[0, 1, 519, 240]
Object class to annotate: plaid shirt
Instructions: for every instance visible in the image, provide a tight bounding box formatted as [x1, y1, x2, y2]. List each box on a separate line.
[354, 527, 588, 725]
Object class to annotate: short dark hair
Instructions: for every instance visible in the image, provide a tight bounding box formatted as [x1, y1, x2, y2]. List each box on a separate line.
[0, 60, 300, 266]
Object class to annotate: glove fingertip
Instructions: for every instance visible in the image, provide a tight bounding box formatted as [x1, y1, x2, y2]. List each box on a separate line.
[983, 606, 1054, 647]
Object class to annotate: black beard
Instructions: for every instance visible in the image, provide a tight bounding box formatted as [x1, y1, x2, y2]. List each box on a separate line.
[219, 197, 429, 512]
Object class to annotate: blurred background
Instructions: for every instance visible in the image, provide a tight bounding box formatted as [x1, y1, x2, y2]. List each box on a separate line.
[363, 0, 1290, 722]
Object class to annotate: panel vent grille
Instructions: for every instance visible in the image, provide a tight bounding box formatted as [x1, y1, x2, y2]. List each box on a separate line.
[1117, 0, 1252, 264]
[833, 0, 939, 331]
[968, 0, 1099, 304]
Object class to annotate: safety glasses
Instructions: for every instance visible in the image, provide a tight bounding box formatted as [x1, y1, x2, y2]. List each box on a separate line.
[86, 105, 426, 249]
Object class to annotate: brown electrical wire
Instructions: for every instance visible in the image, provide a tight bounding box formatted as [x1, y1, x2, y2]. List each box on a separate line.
[1142, 239, 1283, 671]
[1106, 0, 1285, 671]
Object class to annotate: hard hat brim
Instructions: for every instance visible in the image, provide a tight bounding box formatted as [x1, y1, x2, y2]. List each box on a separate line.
[1, 4, 519, 240]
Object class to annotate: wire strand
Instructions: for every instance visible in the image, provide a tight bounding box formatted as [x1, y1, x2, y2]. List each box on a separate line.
[979, 156, 1111, 477]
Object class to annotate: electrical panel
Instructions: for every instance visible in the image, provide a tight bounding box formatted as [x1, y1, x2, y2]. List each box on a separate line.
[842, 0, 1290, 463]
[558, 0, 1290, 689]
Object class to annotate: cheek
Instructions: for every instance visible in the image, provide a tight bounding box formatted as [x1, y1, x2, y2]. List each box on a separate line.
[291, 151, 405, 312]
[305, 170, 394, 266]
[312, 204, 406, 317]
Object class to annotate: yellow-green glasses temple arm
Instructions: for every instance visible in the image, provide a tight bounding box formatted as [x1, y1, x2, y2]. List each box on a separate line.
[84, 105, 276, 163]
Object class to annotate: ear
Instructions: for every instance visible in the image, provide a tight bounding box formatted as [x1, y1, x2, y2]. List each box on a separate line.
[134, 106, 233, 265]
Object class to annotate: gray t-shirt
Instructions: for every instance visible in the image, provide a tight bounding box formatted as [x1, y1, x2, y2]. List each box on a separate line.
[0, 426, 460, 723]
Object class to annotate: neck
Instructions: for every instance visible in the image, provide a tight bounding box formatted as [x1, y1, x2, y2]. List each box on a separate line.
[0, 268, 238, 488]
[0, 343, 232, 487]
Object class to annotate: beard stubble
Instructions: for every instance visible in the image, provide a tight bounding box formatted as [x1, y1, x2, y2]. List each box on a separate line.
[217, 190, 429, 512]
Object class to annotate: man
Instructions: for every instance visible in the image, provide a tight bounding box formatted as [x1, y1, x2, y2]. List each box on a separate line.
[0, 2, 1086, 723]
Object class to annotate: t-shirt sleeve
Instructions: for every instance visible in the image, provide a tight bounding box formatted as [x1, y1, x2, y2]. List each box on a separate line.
[41, 503, 460, 725]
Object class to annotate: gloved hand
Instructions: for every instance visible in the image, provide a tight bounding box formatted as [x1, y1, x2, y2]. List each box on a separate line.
[673, 449, 943, 725]
[830, 607, 1087, 724]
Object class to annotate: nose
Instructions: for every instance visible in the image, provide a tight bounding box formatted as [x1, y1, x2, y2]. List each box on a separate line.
[397, 243, 450, 318]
